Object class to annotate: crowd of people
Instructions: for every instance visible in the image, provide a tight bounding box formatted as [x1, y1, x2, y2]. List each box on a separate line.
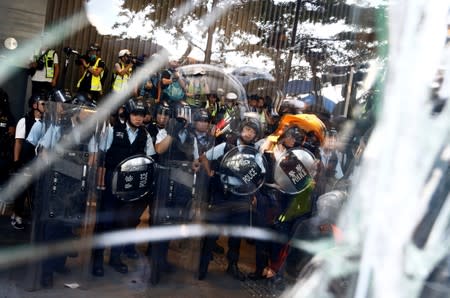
[0, 42, 371, 291]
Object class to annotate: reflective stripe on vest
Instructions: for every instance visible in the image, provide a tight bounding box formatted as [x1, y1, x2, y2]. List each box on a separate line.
[45, 50, 55, 78]
[77, 58, 103, 91]
[112, 62, 132, 91]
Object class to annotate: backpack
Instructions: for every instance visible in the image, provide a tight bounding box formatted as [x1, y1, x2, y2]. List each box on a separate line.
[162, 71, 185, 102]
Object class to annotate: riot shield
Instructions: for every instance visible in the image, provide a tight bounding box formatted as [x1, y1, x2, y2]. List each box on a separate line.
[111, 154, 154, 202]
[150, 113, 216, 285]
[273, 147, 317, 195]
[219, 145, 268, 196]
[26, 99, 100, 290]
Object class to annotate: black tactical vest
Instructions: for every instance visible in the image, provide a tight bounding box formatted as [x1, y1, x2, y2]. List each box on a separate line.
[105, 122, 148, 170]
[159, 129, 196, 164]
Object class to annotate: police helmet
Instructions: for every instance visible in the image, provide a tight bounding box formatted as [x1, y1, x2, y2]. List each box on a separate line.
[49, 89, 72, 103]
[194, 108, 210, 122]
[316, 190, 347, 221]
[28, 93, 47, 108]
[240, 117, 261, 138]
[72, 93, 96, 108]
[0, 88, 9, 107]
[118, 49, 131, 58]
[280, 126, 305, 147]
[125, 97, 147, 116]
[297, 114, 326, 146]
[155, 102, 170, 116]
[174, 101, 192, 122]
[225, 92, 238, 102]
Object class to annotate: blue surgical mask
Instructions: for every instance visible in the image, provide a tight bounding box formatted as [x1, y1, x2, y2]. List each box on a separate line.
[90, 54, 97, 61]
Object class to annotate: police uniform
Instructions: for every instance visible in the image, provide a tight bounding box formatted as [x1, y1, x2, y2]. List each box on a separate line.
[199, 137, 265, 281]
[0, 105, 15, 184]
[92, 120, 155, 275]
[11, 109, 43, 229]
[151, 118, 199, 283]
[35, 110, 96, 288]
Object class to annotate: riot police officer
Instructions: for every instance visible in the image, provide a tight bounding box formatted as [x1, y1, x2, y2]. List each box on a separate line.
[34, 92, 97, 288]
[191, 108, 215, 156]
[190, 108, 215, 211]
[147, 102, 170, 150]
[0, 88, 15, 185]
[92, 97, 156, 277]
[248, 114, 326, 286]
[151, 101, 200, 284]
[11, 93, 47, 230]
[198, 117, 265, 281]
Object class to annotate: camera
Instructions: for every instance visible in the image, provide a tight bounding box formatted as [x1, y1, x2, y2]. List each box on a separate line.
[130, 55, 145, 67]
[36, 58, 45, 70]
[63, 47, 81, 57]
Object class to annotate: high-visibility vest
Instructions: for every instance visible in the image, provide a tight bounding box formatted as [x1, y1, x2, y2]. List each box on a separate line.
[112, 62, 132, 91]
[77, 58, 103, 91]
[44, 50, 55, 78]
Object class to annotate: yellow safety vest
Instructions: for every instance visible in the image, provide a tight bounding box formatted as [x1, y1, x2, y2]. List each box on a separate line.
[112, 62, 132, 91]
[44, 50, 55, 78]
[77, 58, 103, 92]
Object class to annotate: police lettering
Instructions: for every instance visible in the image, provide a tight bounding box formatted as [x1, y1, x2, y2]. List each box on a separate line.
[288, 165, 308, 184]
[242, 167, 258, 184]
[139, 172, 148, 188]
[124, 174, 134, 183]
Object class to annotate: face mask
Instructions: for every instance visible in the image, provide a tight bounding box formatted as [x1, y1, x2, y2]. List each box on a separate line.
[90, 54, 97, 61]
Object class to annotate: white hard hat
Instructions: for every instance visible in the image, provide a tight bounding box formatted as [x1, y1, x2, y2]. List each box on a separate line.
[118, 49, 131, 58]
[225, 92, 238, 101]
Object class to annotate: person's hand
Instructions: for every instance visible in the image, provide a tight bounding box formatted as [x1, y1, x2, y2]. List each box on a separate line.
[166, 118, 186, 138]
[192, 160, 200, 172]
[145, 81, 153, 89]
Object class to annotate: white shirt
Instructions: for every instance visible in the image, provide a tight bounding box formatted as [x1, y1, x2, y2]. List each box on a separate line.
[320, 148, 344, 179]
[31, 50, 59, 83]
[15, 118, 27, 139]
[15, 117, 41, 139]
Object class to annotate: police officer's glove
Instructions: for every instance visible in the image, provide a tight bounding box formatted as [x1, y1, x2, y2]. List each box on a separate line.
[166, 118, 186, 138]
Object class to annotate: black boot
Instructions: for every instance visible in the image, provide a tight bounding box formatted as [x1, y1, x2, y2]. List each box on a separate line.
[198, 256, 210, 280]
[212, 241, 224, 254]
[226, 262, 246, 281]
[40, 272, 53, 288]
[92, 254, 104, 277]
[123, 245, 139, 259]
[247, 268, 265, 280]
[108, 256, 128, 274]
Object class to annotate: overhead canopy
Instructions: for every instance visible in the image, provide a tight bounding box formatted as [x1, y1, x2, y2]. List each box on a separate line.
[179, 64, 247, 101]
[284, 80, 314, 95]
[231, 66, 275, 86]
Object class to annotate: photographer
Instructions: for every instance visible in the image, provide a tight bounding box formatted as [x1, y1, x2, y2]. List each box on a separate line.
[29, 47, 59, 95]
[76, 43, 105, 103]
[112, 49, 135, 93]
